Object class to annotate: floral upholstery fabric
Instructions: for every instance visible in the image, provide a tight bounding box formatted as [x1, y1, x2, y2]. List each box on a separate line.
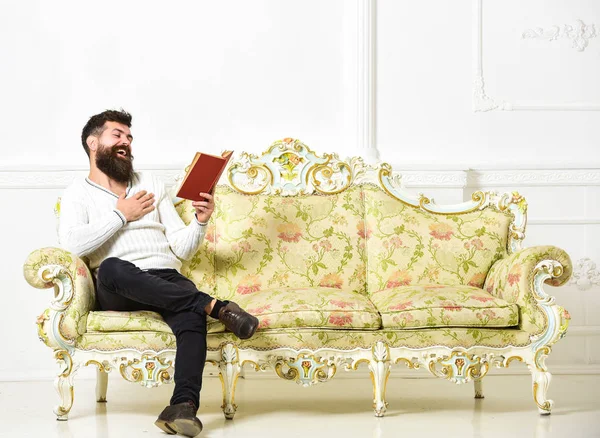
[206, 327, 532, 350]
[87, 310, 225, 334]
[370, 284, 518, 329]
[176, 201, 217, 294]
[79, 331, 177, 351]
[78, 327, 531, 352]
[484, 245, 572, 335]
[236, 287, 381, 330]
[212, 186, 367, 300]
[361, 186, 512, 293]
[24, 247, 95, 342]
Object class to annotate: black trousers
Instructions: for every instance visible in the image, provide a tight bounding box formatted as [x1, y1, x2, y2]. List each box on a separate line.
[96, 257, 215, 409]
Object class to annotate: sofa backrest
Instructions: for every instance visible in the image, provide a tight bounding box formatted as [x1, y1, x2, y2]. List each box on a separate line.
[179, 140, 526, 300]
[208, 186, 367, 300]
[362, 185, 512, 294]
[178, 183, 513, 300]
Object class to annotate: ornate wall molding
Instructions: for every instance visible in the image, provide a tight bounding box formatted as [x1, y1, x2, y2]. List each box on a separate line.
[528, 219, 600, 226]
[0, 170, 87, 189]
[467, 169, 600, 187]
[3, 167, 600, 189]
[356, 0, 379, 162]
[473, 74, 510, 112]
[399, 171, 467, 188]
[522, 20, 597, 52]
[473, 0, 600, 112]
[472, 0, 511, 112]
[0, 168, 182, 189]
[569, 258, 600, 291]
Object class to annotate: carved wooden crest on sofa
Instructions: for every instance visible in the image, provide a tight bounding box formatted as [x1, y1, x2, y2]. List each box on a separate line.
[25, 139, 571, 420]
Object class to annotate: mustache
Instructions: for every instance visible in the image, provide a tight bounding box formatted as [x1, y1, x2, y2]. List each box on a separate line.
[109, 144, 134, 160]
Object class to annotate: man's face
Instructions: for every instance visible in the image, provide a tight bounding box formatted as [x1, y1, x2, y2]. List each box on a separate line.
[93, 122, 135, 183]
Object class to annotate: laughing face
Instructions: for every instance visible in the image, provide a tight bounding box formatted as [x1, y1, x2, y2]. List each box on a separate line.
[93, 122, 135, 183]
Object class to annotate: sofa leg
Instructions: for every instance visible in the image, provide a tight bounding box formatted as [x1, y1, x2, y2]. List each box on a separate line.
[219, 344, 241, 420]
[369, 342, 391, 417]
[53, 350, 78, 421]
[369, 361, 390, 417]
[96, 368, 108, 403]
[531, 369, 553, 415]
[473, 364, 484, 399]
[474, 378, 484, 399]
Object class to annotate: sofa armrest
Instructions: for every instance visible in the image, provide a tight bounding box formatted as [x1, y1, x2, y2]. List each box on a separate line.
[23, 247, 96, 350]
[484, 245, 572, 338]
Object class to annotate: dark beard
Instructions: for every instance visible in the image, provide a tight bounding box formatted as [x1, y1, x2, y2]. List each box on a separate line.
[95, 144, 135, 184]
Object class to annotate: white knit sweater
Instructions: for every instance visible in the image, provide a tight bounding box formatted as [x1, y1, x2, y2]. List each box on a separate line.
[58, 172, 206, 272]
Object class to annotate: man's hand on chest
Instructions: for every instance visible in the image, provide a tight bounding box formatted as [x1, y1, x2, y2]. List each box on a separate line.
[116, 190, 156, 222]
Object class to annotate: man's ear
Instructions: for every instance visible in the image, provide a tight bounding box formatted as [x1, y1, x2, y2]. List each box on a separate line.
[87, 136, 97, 153]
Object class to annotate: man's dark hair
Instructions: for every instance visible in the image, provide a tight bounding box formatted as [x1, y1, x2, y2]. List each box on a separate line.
[81, 109, 132, 157]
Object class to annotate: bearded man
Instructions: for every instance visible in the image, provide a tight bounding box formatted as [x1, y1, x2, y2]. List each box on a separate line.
[58, 109, 258, 437]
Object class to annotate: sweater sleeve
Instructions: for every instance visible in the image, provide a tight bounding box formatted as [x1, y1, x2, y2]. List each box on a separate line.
[155, 176, 206, 261]
[58, 187, 125, 258]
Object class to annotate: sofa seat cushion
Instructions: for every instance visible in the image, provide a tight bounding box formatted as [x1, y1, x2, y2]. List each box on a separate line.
[370, 284, 519, 329]
[76, 326, 532, 352]
[86, 310, 225, 334]
[235, 287, 382, 330]
[205, 327, 531, 351]
[79, 331, 176, 351]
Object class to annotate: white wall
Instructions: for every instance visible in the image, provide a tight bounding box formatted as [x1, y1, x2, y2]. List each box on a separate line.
[0, 0, 353, 166]
[377, 0, 600, 168]
[1, 0, 599, 381]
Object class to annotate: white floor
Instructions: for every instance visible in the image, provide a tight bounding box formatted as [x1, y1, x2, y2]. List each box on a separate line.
[1, 374, 599, 438]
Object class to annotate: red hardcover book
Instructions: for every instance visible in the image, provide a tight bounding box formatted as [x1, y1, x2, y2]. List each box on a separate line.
[176, 150, 233, 201]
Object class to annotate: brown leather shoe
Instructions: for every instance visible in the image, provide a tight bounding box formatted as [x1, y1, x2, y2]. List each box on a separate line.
[218, 301, 259, 339]
[155, 401, 203, 437]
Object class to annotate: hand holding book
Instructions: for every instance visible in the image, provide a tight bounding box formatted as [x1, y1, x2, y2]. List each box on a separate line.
[191, 192, 214, 224]
[176, 150, 233, 202]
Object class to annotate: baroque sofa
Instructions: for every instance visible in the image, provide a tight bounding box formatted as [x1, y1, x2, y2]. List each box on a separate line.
[24, 139, 572, 420]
